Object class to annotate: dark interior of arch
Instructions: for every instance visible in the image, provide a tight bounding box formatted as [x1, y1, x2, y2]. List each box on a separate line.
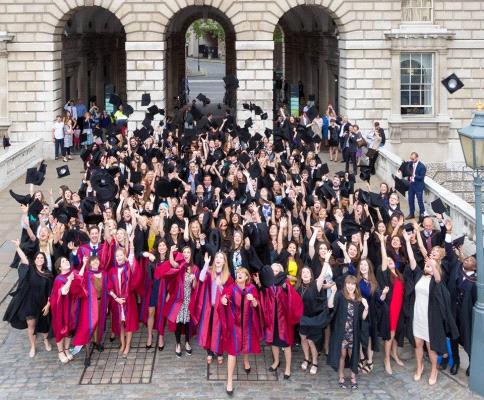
[62, 6, 126, 111]
[165, 6, 236, 115]
[274, 5, 339, 114]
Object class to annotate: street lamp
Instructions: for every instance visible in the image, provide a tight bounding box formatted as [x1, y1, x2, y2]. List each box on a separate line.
[457, 104, 484, 397]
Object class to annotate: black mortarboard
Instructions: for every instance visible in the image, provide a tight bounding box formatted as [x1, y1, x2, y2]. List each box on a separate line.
[404, 223, 414, 232]
[144, 112, 154, 121]
[26, 167, 39, 185]
[155, 178, 176, 198]
[244, 117, 253, 129]
[80, 196, 96, 216]
[236, 127, 251, 143]
[128, 184, 145, 196]
[342, 219, 362, 237]
[159, 108, 165, 116]
[368, 192, 385, 208]
[196, 93, 210, 105]
[399, 161, 412, 178]
[109, 93, 122, 107]
[108, 135, 119, 146]
[254, 105, 263, 116]
[441, 73, 464, 94]
[242, 103, 250, 110]
[56, 165, 70, 178]
[394, 176, 409, 196]
[358, 189, 370, 205]
[28, 199, 44, 218]
[340, 187, 350, 199]
[261, 112, 268, 121]
[142, 117, 152, 129]
[123, 103, 134, 116]
[273, 140, 285, 153]
[147, 105, 159, 116]
[9, 190, 32, 205]
[141, 93, 151, 106]
[52, 207, 69, 224]
[83, 214, 104, 226]
[90, 170, 118, 203]
[452, 235, 465, 248]
[136, 127, 151, 142]
[264, 128, 272, 138]
[130, 171, 142, 184]
[431, 198, 449, 215]
[359, 165, 372, 183]
[65, 205, 78, 219]
[320, 163, 330, 176]
[65, 229, 89, 246]
[259, 265, 275, 288]
[307, 106, 318, 121]
[238, 152, 251, 166]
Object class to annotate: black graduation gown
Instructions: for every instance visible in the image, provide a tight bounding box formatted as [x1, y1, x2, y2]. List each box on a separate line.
[327, 292, 365, 374]
[404, 268, 459, 355]
[3, 263, 52, 333]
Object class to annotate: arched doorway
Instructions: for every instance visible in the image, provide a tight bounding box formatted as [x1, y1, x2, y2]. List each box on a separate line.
[274, 5, 339, 116]
[61, 6, 126, 114]
[165, 6, 236, 117]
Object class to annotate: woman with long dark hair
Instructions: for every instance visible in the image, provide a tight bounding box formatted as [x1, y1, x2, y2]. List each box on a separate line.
[3, 241, 53, 358]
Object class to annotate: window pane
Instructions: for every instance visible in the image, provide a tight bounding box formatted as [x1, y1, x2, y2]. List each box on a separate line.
[411, 71, 422, 84]
[421, 53, 432, 67]
[422, 69, 432, 83]
[411, 91, 420, 104]
[401, 73, 410, 84]
[400, 52, 433, 115]
[401, 91, 410, 105]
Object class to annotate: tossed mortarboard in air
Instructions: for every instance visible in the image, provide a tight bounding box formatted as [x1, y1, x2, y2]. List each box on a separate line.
[56, 165, 70, 178]
[399, 161, 413, 178]
[431, 198, 450, 215]
[141, 93, 151, 107]
[342, 219, 362, 237]
[123, 103, 134, 116]
[393, 176, 410, 196]
[368, 192, 385, 208]
[28, 199, 44, 218]
[128, 184, 145, 196]
[83, 214, 104, 226]
[452, 235, 465, 248]
[147, 105, 160, 117]
[261, 112, 268, 121]
[238, 152, 251, 166]
[320, 163, 330, 176]
[237, 127, 251, 143]
[52, 207, 69, 224]
[264, 128, 272, 138]
[9, 190, 32, 205]
[441, 73, 464, 94]
[244, 117, 253, 129]
[196, 93, 210, 105]
[109, 93, 122, 107]
[249, 161, 262, 179]
[136, 127, 151, 142]
[80, 196, 96, 216]
[25, 167, 40, 185]
[107, 135, 119, 146]
[65, 228, 89, 246]
[155, 178, 176, 198]
[242, 103, 250, 110]
[254, 105, 263, 116]
[359, 165, 372, 183]
[90, 170, 118, 203]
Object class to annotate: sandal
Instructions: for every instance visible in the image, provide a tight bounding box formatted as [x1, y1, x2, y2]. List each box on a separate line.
[362, 361, 373, 374]
[58, 350, 69, 363]
[339, 378, 347, 389]
[301, 359, 310, 371]
[309, 364, 318, 375]
[64, 348, 73, 361]
[351, 381, 358, 390]
[207, 355, 213, 364]
[217, 356, 224, 365]
[358, 358, 367, 371]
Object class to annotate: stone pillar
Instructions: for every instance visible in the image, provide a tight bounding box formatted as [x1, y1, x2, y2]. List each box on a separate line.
[125, 41, 165, 132]
[0, 33, 14, 139]
[236, 40, 274, 129]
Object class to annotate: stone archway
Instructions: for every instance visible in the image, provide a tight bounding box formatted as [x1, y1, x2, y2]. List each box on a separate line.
[165, 6, 237, 115]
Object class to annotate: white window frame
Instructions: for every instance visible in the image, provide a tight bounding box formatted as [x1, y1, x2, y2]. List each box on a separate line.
[400, 52, 434, 116]
[401, 0, 433, 23]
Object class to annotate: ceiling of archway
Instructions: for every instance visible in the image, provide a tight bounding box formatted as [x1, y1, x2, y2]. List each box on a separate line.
[167, 6, 235, 35]
[64, 6, 125, 35]
[278, 5, 337, 35]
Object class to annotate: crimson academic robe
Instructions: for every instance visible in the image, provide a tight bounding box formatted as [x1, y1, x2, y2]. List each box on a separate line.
[50, 272, 84, 343]
[218, 283, 262, 356]
[138, 258, 153, 325]
[190, 273, 233, 355]
[107, 258, 143, 336]
[259, 280, 304, 347]
[159, 252, 200, 333]
[74, 240, 114, 270]
[72, 269, 109, 346]
[152, 260, 172, 334]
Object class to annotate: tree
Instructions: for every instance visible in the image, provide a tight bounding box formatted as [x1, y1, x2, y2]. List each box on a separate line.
[186, 19, 225, 42]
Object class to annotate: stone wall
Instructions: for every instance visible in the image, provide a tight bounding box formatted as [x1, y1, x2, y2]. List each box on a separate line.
[0, 0, 482, 165]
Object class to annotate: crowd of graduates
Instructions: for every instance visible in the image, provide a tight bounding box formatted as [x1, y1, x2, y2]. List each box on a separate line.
[3, 94, 477, 396]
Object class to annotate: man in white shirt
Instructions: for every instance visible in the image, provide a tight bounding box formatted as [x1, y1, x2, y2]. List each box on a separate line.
[64, 100, 77, 120]
[52, 115, 65, 160]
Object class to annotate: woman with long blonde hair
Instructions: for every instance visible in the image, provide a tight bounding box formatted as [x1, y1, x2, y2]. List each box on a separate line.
[191, 251, 233, 364]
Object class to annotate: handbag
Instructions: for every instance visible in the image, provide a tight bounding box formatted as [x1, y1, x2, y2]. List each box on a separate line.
[357, 136, 367, 148]
[367, 148, 378, 159]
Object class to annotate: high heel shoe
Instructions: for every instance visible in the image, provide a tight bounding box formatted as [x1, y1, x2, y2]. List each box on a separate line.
[244, 366, 251, 374]
[283, 373, 291, 380]
[268, 361, 280, 372]
[428, 372, 438, 386]
[226, 388, 234, 396]
[414, 366, 424, 381]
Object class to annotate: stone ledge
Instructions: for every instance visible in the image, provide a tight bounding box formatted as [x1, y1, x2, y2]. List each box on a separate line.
[125, 41, 166, 51]
[235, 41, 274, 51]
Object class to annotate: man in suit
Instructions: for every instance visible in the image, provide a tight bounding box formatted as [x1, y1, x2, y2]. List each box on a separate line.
[406, 152, 427, 219]
[338, 116, 351, 163]
[343, 125, 359, 175]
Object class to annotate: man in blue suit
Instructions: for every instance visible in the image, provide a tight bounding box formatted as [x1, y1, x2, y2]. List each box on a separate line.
[406, 152, 427, 219]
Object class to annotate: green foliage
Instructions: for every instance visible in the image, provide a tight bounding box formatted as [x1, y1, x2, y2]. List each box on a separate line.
[274, 25, 283, 43]
[187, 19, 225, 41]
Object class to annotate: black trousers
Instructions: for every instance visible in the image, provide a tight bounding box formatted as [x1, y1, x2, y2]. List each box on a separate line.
[344, 149, 357, 174]
[175, 322, 190, 344]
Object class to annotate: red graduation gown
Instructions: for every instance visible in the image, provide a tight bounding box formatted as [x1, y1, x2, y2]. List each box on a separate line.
[190, 273, 233, 354]
[107, 259, 143, 336]
[259, 280, 304, 347]
[75, 240, 114, 270]
[50, 272, 84, 343]
[218, 283, 262, 356]
[72, 269, 109, 346]
[159, 253, 200, 332]
[138, 257, 153, 325]
[152, 260, 172, 334]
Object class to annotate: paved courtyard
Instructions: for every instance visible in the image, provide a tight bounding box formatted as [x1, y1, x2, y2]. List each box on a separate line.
[0, 153, 480, 400]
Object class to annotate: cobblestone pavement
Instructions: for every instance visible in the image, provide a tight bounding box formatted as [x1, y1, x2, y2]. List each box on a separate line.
[0, 153, 480, 399]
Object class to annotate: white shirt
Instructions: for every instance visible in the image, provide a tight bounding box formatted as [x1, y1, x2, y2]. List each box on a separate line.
[53, 121, 65, 139]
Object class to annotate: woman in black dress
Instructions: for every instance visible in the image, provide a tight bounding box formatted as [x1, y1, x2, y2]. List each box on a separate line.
[3, 240, 53, 358]
[328, 275, 368, 390]
[297, 251, 332, 375]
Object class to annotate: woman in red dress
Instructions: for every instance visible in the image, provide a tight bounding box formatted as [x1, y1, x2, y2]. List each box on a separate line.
[219, 268, 262, 396]
[377, 232, 406, 375]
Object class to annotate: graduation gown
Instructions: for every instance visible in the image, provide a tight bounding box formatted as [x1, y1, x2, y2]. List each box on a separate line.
[49, 272, 84, 343]
[218, 283, 262, 356]
[159, 252, 200, 332]
[138, 257, 153, 325]
[327, 291, 365, 374]
[3, 263, 52, 333]
[153, 260, 171, 334]
[72, 240, 113, 270]
[107, 259, 143, 335]
[72, 269, 109, 346]
[259, 277, 304, 347]
[190, 272, 233, 354]
[404, 268, 459, 355]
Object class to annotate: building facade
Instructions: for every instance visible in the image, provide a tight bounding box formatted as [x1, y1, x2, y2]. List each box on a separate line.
[0, 0, 483, 166]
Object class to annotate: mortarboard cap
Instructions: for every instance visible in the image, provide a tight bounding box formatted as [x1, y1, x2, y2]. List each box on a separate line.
[342, 219, 362, 237]
[242, 103, 250, 110]
[261, 112, 268, 121]
[128, 184, 145, 196]
[452, 235, 465, 248]
[441, 73, 464, 94]
[254, 105, 263, 116]
[136, 127, 151, 142]
[147, 105, 159, 116]
[249, 162, 262, 179]
[238, 152, 251, 167]
[431, 198, 449, 215]
[368, 192, 385, 209]
[196, 93, 210, 105]
[90, 170, 118, 203]
[320, 163, 330, 176]
[109, 93, 122, 107]
[9, 190, 32, 205]
[141, 93, 151, 106]
[28, 199, 44, 218]
[56, 165, 70, 178]
[25, 167, 39, 185]
[123, 104, 134, 116]
[244, 117, 253, 129]
[83, 214, 104, 226]
[359, 165, 372, 183]
[394, 176, 409, 196]
[404, 223, 414, 232]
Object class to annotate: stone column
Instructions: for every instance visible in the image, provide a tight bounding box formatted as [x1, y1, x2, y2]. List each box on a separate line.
[236, 40, 274, 129]
[125, 41, 165, 132]
[0, 33, 14, 138]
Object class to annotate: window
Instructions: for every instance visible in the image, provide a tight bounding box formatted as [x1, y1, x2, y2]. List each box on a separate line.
[400, 53, 433, 115]
[402, 0, 433, 22]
